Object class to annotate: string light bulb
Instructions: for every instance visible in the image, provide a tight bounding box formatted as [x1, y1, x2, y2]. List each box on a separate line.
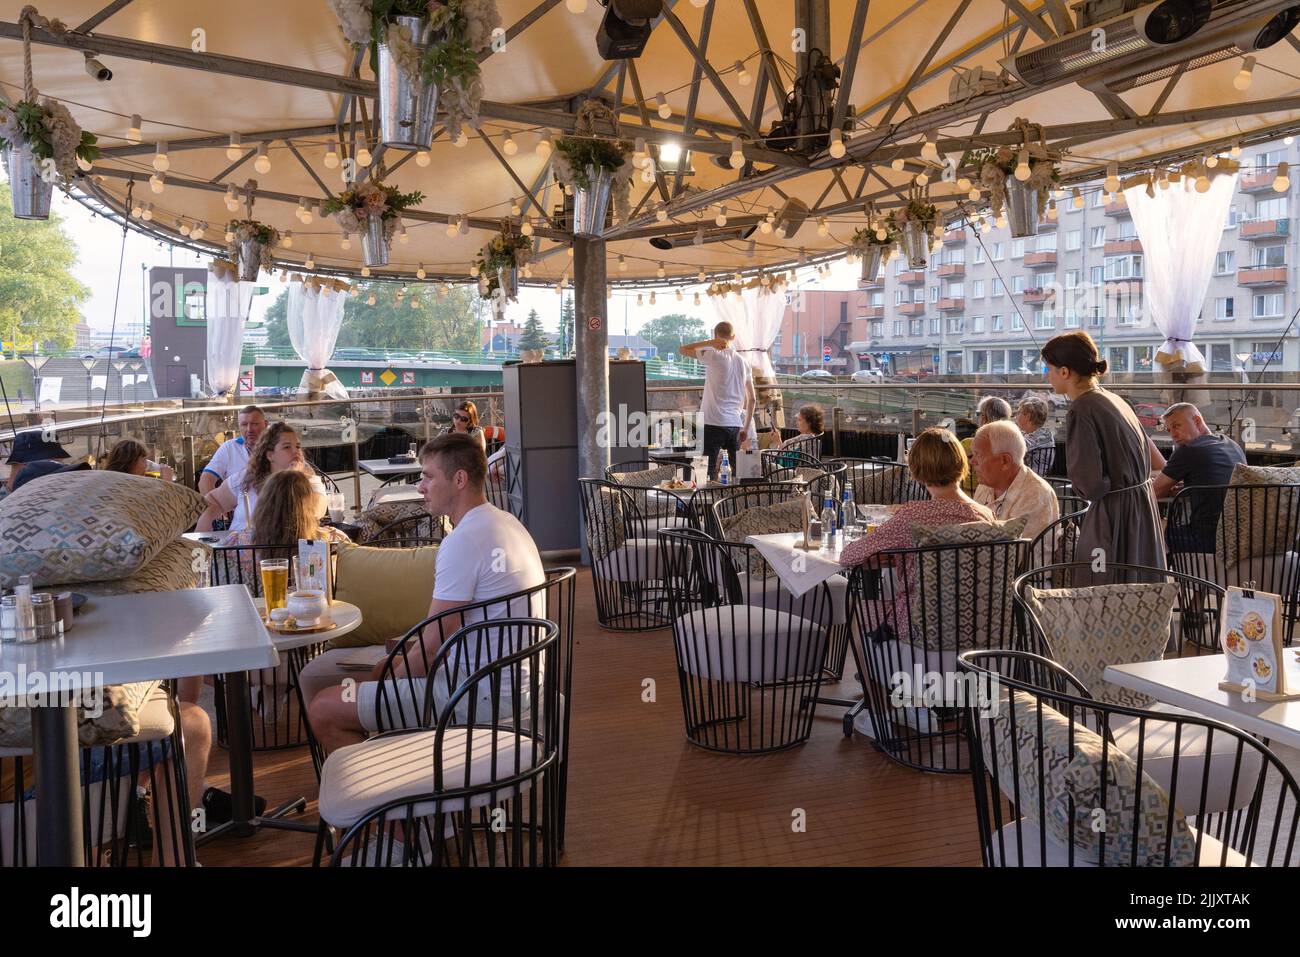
[149, 172, 165, 194]
[1231, 141, 1242, 158]
[715, 205, 728, 227]
[656, 93, 671, 120]
[817, 216, 829, 236]
[415, 150, 431, 167]
[735, 60, 751, 86]
[360, 265, 370, 277]
[323, 147, 340, 169]
[693, 292, 701, 306]
[356, 146, 372, 167]
[536, 136, 552, 158]
[915, 171, 929, 187]
[130, 201, 142, 218]
[891, 158, 905, 172]
[1071, 186, 1084, 209]
[633, 137, 648, 167]
[453, 130, 469, 148]
[1195, 172, 1211, 193]
[657, 262, 666, 278]
[1207, 153, 1220, 168]
[968, 186, 981, 201]
[501, 132, 517, 156]
[618, 254, 627, 271]
[636, 293, 643, 306]
[178, 221, 191, 236]
[367, 293, 376, 305]
[649, 291, 656, 305]
[1274, 161, 1290, 192]
[1047, 199, 1058, 221]
[995, 213, 1007, 229]
[676, 289, 683, 301]
[566, 0, 587, 13]
[1234, 55, 1256, 91]
[458, 215, 469, 235]
[729, 138, 745, 169]
[956, 176, 971, 192]
[1157, 171, 1170, 191]
[1014, 148, 1031, 182]
[127, 115, 142, 143]
[656, 206, 668, 222]
[520, 219, 534, 236]
[921, 137, 939, 163]
[305, 255, 315, 269]
[759, 218, 773, 234]
[397, 220, 408, 244]
[141, 204, 154, 222]
[282, 230, 293, 249]
[510, 198, 522, 217]
[226, 133, 242, 161]
[697, 270, 706, 283]
[446, 219, 458, 238]
[875, 225, 887, 241]
[828, 129, 845, 159]
[152, 142, 169, 172]
[192, 222, 206, 240]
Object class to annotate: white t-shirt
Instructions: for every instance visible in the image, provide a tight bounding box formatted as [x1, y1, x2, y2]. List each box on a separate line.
[697, 345, 752, 428]
[224, 467, 257, 533]
[204, 437, 249, 482]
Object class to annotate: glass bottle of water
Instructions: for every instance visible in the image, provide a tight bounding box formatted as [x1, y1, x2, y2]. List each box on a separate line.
[718, 450, 732, 486]
[841, 482, 857, 540]
[821, 495, 836, 550]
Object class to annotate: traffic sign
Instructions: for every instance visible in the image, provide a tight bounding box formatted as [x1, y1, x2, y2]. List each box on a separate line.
[238, 372, 254, 393]
[822, 345, 832, 362]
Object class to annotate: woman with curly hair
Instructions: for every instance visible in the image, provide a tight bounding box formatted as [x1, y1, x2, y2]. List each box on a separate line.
[197, 422, 309, 533]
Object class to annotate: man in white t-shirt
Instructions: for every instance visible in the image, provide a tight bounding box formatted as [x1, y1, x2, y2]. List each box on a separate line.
[199, 405, 267, 495]
[307, 432, 546, 755]
[678, 321, 756, 479]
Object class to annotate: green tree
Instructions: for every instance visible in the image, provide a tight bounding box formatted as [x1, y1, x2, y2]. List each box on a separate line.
[518, 308, 547, 350]
[557, 294, 574, 354]
[639, 313, 706, 360]
[0, 190, 90, 352]
[263, 289, 291, 349]
[335, 282, 482, 353]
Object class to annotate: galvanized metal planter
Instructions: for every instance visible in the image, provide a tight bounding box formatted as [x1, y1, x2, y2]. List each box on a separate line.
[899, 221, 930, 268]
[5, 144, 53, 220]
[377, 15, 441, 151]
[1004, 175, 1040, 238]
[860, 245, 884, 283]
[235, 237, 266, 281]
[572, 165, 614, 237]
[361, 211, 390, 267]
[496, 265, 519, 300]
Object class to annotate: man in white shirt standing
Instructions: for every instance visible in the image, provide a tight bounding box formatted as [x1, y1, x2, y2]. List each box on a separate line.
[307, 432, 546, 755]
[679, 321, 756, 480]
[199, 405, 267, 495]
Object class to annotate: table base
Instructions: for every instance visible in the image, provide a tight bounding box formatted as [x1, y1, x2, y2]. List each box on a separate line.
[32, 704, 84, 867]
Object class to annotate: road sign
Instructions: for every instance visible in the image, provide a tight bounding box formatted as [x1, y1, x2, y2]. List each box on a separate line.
[379, 368, 398, 386]
[822, 345, 832, 362]
[360, 371, 374, 384]
[401, 370, 415, 384]
[238, 372, 254, 393]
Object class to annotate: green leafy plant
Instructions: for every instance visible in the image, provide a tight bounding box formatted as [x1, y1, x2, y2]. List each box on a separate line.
[850, 225, 897, 250]
[0, 97, 99, 184]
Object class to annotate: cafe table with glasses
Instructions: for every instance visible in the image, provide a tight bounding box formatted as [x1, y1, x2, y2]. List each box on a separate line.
[358, 457, 423, 479]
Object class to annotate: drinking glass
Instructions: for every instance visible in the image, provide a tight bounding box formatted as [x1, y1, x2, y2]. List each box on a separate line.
[260, 559, 289, 616]
[328, 492, 346, 524]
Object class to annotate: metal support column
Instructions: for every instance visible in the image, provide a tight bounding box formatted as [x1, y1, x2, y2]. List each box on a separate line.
[574, 235, 609, 486]
[794, 0, 833, 145]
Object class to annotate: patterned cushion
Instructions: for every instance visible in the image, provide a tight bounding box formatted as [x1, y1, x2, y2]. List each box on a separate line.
[721, 499, 809, 578]
[850, 464, 921, 506]
[1023, 582, 1177, 708]
[982, 689, 1197, 866]
[613, 464, 676, 488]
[0, 471, 204, 589]
[355, 500, 448, 544]
[1220, 464, 1300, 565]
[907, 518, 1027, 652]
[77, 538, 209, 596]
[586, 487, 627, 560]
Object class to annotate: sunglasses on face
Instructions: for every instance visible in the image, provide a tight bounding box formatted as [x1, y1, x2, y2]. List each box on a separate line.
[453, 413, 469, 422]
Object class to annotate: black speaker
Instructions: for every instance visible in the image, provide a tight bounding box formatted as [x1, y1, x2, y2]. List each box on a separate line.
[596, 0, 662, 59]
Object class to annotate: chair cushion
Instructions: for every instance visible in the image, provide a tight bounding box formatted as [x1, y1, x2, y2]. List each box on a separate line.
[1023, 582, 1178, 709]
[1221, 464, 1300, 565]
[0, 680, 164, 749]
[0, 471, 204, 588]
[672, 606, 827, 682]
[981, 689, 1197, 866]
[594, 538, 659, 582]
[613, 464, 676, 488]
[749, 571, 850, 625]
[77, 538, 209, 596]
[318, 727, 539, 828]
[354, 500, 436, 543]
[586, 487, 627, 560]
[910, 516, 1028, 547]
[988, 820, 1248, 867]
[1109, 704, 1264, 814]
[721, 499, 809, 578]
[331, 541, 439, 648]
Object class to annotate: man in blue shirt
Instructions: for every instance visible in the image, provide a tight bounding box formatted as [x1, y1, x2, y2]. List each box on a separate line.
[198, 405, 266, 495]
[1155, 402, 1246, 552]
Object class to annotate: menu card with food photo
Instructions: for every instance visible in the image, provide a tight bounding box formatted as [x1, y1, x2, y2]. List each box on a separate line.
[297, 538, 332, 602]
[1218, 586, 1295, 700]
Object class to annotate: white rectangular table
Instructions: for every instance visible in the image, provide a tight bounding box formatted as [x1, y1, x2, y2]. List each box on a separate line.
[0, 585, 276, 866]
[745, 531, 849, 598]
[1104, 653, 1300, 750]
[358, 457, 422, 478]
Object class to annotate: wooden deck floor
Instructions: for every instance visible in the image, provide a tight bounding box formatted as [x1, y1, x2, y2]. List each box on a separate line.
[196, 568, 981, 867]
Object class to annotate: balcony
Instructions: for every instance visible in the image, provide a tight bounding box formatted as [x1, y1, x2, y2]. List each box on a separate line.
[1241, 218, 1290, 241]
[942, 229, 966, 245]
[1024, 250, 1057, 267]
[1022, 287, 1056, 304]
[862, 305, 884, 319]
[1239, 265, 1288, 286]
[1103, 239, 1143, 255]
[898, 302, 926, 316]
[1240, 170, 1278, 193]
[1104, 197, 1130, 216]
[937, 262, 965, 277]
[938, 297, 965, 312]
[859, 274, 884, 288]
[898, 270, 926, 284]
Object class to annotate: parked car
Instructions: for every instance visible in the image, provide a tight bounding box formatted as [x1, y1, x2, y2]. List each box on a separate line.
[1132, 402, 1168, 427]
[851, 369, 885, 382]
[800, 368, 835, 381]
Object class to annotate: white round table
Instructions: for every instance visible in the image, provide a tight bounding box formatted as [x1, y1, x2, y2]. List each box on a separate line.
[261, 599, 363, 651]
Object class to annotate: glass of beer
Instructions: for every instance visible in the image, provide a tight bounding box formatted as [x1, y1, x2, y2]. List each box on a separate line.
[259, 559, 289, 617]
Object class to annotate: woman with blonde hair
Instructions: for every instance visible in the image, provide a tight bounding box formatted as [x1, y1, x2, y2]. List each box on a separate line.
[229, 469, 350, 549]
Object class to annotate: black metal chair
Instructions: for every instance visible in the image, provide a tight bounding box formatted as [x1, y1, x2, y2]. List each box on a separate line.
[763, 453, 847, 509]
[0, 685, 195, 866]
[607, 457, 691, 527]
[832, 457, 927, 506]
[361, 568, 577, 849]
[1023, 496, 1089, 581]
[844, 538, 1029, 772]
[1044, 476, 1076, 508]
[1024, 444, 1056, 478]
[959, 649, 1300, 867]
[486, 447, 516, 515]
[769, 431, 824, 463]
[578, 478, 671, 630]
[209, 542, 337, 754]
[306, 460, 344, 495]
[318, 618, 561, 867]
[1166, 483, 1300, 649]
[658, 527, 833, 753]
[372, 512, 448, 547]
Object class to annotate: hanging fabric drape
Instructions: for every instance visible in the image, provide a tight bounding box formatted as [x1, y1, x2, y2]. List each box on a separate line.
[1122, 167, 1238, 374]
[287, 275, 350, 399]
[205, 260, 255, 396]
[710, 285, 789, 434]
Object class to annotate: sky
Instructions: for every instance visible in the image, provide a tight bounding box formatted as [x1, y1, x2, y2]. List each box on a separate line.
[54, 188, 862, 342]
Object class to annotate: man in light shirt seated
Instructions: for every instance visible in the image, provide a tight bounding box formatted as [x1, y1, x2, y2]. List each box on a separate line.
[198, 405, 267, 496]
[969, 420, 1060, 545]
[306, 432, 546, 755]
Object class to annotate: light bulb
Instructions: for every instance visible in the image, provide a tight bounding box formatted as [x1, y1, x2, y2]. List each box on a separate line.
[510, 198, 522, 216]
[567, 246, 574, 258]
[356, 147, 372, 167]
[226, 133, 242, 161]
[1014, 148, 1030, 182]
[1047, 200, 1058, 221]
[657, 262, 666, 278]
[1234, 55, 1256, 91]
[566, 0, 587, 12]
[446, 220, 458, 238]
[1288, 136, 1296, 146]
[649, 291, 656, 305]
[676, 289, 683, 301]
[980, 218, 991, 234]
[152, 142, 169, 172]
[656, 206, 668, 222]
[736, 60, 751, 86]
[1207, 154, 1220, 168]
[1231, 141, 1242, 158]
[415, 150, 430, 167]
[891, 158, 905, 172]
[730, 138, 745, 169]
[968, 187, 981, 201]
[192, 223, 206, 240]
[398, 221, 409, 243]
[453, 131, 469, 148]
[323, 148, 339, 169]
[715, 205, 728, 227]
[299, 199, 313, 224]
[470, 263, 480, 277]
[130, 202, 142, 218]
[817, 217, 829, 236]
[141, 204, 154, 221]
[618, 255, 627, 271]
[916, 172, 929, 187]
[636, 293, 643, 306]
[127, 115, 141, 143]
[417, 265, 426, 279]
[697, 270, 706, 283]
[956, 176, 971, 192]
[1196, 174, 1211, 193]
[458, 215, 469, 235]
[224, 229, 234, 242]
[656, 93, 671, 120]
[759, 219, 772, 234]
[282, 231, 293, 249]
[828, 129, 845, 159]
[1274, 161, 1290, 192]
[1071, 187, 1083, 209]
[367, 294, 376, 305]
[149, 173, 165, 194]
[995, 213, 1007, 229]
[921, 137, 939, 163]
[360, 265, 370, 277]
[341, 233, 351, 249]
[521, 219, 534, 236]
[76, 154, 92, 172]
[1104, 162, 1120, 194]
[1158, 173, 1170, 191]
[179, 221, 191, 236]
[640, 165, 655, 184]
[875, 226, 887, 241]
[305, 256, 315, 269]
[693, 292, 701, 305]
[536, 136, 552, 158]
[501, 132, 517, 156]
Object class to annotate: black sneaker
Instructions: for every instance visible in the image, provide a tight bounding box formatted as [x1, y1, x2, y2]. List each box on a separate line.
[202, 786, 268, 825]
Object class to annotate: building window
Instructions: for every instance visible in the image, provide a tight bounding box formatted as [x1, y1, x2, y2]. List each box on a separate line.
[1254, 293, 1285, 318]
[991, 242, 1004, 261]
[1255, 196, 1289, 221]
[929, 318, 941, 335]
[991, 278, 1004, 297]
[1036, 233, 1057, 252]
[1034, 309, 1054, 330]
[892, 320, 904, 337]
[972, 246, 986, 264]
[991, 315, 1004, 332]
[1011, 314, 1024, 331]
[1104, 255, 1143, 280]
[946, 282, 964, 298]
[1064, 310, 1080, 329]
[1089, 265, 1104, 285]
[991, 350, 1006, 374]
[1033, 270, 1056, 288]
[1210, 343, 1233, 371]
[971, 350, 989, 373]
[913, 288, 925, 303]
[948, 247, 965, 264]
[1134, 346, 1154, 372]
[1226, 205, 1240, 228]
[870, 321, 883, 338]
[946, 351, 963, 374]
[909, 319, 923, 336]
[971, 316, 984, 332]
[1008, 348, 1039, 372]
[1256, 149, 1286, 172]
[1252, 341, 1284, 364]
[1254, 244, 1285, 267]
[1011, 275, 1026, 293]
[869, 291, 884, 306]
[1065, 269, 1081, 288]
[1116, 219, 1138, 241]
[1011, 238, 1025, 259]
[1215, 250, 1235, 275]
[894, 290, 904, 305]
[1088, 308, 1103, 328]
[929, 285, 939, 303]
[1215, 297, 1234, 320]
[1090, 226, 1106, 247]
[1109, 347, 1129, 372]
[972, 279, 985, 298]
[1065, 229, 1082, 252]
[1092, 188, 1107, 207]
[947, 317, 964, 333]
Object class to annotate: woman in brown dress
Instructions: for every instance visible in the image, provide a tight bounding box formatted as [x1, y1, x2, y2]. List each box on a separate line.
[1041, 331, 1165, 582]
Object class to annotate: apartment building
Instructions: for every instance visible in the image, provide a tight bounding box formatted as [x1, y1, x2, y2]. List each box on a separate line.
[775, 138, 1298, 376]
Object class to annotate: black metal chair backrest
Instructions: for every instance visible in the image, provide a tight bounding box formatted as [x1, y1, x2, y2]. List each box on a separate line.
[773, 431, 824, 462]
[1024, 444, 1057, 478]
[373, 512, 448, 546]
[1023, 497, 1089, 581]
[486, 447, 516, 514]
[1044, 476, 1075, 507]
[606, 458, 672, 482]
[1166, 482, 1300, 646]
[762, 454, 846, 507]
[210, 541, 339, 598]
[306, 461, 343, 495]
[958, 649, 1300, 867]
[832, 457, 927, 506]
[708, 482, 809, 541]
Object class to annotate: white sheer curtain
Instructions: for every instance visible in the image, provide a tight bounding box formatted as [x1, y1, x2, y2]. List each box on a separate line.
[1123, 170, 1238, 374]
[709, 286, 786, 379]
[205, 261, 255, 396]
[288, 276, 350, 399]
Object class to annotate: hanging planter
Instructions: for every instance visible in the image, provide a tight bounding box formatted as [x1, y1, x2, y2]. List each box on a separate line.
[496, 265, 519, 299]
[3, 143, 51, 220]
[859, 245, 885, 283]
[849, 221, 896, 283]
[967, 122, 1058, 239]
[888, 195, 937, 269]
[226, 220, 280, 281]
[553, 100, 635, 238]
[323, 180, 424, 272]
[330, 0, 501, 147]
[473, 224, 532, 301]
[1002, 176, 1041, 238]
